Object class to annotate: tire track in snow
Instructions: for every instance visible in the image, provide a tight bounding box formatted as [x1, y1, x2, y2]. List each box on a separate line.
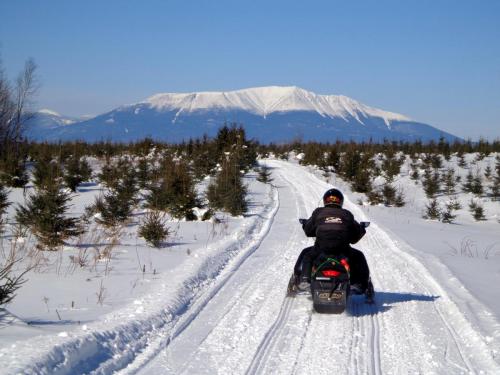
[244, 167, 314, 375]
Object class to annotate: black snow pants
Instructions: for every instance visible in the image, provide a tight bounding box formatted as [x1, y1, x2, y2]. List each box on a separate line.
[294, 245, 370, 289]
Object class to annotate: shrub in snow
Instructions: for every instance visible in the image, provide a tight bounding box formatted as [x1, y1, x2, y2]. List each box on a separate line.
[0, 156, 29, 188]
[136, 157, 152, 189]
[145, 158, 199, 221]
[93, 169, 138, 227]
[0, 183, 10, 232]
[423, 199, 441, 220]
[256, 164, 273, 184]
[33, 157, 63, 191]
[139, 210, 170, 248]
[381, 154, 404, 182]
[410, 162, 420, 182]
[64, 155, 92, 192]
[441, 168, 458, 195]
[0, 256, 30, 306]
[15, 182, 83, 250]
[441, 200, 460, 224]
[207, 154, 248, 216]
[462, 170, 484, 196]
[98, 156, 133, 190]
[457, 154, 467, 168]
[422, 168, 441, 198]
[469, 199, 486, 221]
[491, 156, 500, 200]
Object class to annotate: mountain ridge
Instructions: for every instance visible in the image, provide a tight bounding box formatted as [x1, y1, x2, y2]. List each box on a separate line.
[28, 86, 460, 143]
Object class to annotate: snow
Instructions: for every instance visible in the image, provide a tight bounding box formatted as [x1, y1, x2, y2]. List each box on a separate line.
[38, 109, 61, 117]
[142, 86, 410, 128]
[1, 158, 499, 374]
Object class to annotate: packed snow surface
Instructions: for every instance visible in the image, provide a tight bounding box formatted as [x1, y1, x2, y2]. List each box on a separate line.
[142, 86, 410, 127]
[1, 161, 499, 374]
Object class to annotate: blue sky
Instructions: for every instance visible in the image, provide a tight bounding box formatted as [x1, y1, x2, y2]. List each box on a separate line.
[1, 0, 499, 140]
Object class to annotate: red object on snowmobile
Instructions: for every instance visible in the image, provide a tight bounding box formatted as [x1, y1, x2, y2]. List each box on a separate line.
[322, 269, 341, 277]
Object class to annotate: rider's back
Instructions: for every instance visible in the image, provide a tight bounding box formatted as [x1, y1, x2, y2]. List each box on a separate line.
[303, 206, 365, 253]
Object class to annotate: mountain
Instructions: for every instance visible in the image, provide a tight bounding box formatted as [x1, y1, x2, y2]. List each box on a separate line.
[25, 109, 82, 139]
[28, 86, 460, 143]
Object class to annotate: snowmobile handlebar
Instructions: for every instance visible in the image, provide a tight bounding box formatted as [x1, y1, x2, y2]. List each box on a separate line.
[299, 218, 370, 228]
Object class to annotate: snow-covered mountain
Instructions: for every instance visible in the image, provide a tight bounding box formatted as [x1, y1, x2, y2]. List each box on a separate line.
[25, 109, 82, 139]
[28, 86, 460, 143]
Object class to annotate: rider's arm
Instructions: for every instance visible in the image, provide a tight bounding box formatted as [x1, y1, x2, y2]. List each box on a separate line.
[303, 208, 319, 237]
[348, 213, 366, 244]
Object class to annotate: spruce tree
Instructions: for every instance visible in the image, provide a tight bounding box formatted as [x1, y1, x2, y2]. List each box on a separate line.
[15, 181, 82, 250]
[441, 168, 457, 195]
[207, 154, 248, 216]
[64, 155, 92, 192]
[469, 199, 486, 221]
[424, 199, 441, 220]
[422, 168, 440, 198]
[0, 183, 10, 232]
[139, 210, 170, 247]
[145, 159, 199, 220]
[94, 168, 138, 227]
[256, 164, 273, 184]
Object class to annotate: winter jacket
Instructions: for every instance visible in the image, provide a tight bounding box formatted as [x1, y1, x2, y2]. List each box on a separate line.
[302, 206, 365, 252]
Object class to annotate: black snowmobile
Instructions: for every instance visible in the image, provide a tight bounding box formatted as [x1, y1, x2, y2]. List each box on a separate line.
[287, 220, 374, 314]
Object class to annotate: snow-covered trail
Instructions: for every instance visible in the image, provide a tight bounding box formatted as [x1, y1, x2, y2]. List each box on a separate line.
[132, 160, 499, 374]
[2, 161, 499, 374]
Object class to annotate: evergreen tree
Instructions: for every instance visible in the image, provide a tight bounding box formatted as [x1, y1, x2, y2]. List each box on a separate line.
[469, 199, 486, 221]
[64, 155, 92, 192]
[0, 183, 10, 232]
[33, 158, 63, 191]
[15, 182, 82, 250]
[145, 159, 199, 220]
[441, 168, 457, 195]
[422, 168, 440, 198]
[424, 199, 441, 220]
[206, 154, 248, 216]
[139, 210, 170, 247]
[491, 156, 500, 200]
[256, 164, 273, 184]
[94, 168, 138, 227]
[441, 200, 458, 223]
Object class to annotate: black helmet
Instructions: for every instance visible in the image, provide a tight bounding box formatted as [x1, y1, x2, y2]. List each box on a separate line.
[323, 188, 344, 207]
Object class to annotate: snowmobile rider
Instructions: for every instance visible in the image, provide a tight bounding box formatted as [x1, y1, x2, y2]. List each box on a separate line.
[296, 188, 370, 292]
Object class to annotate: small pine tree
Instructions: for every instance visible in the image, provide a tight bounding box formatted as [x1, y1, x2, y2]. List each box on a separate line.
[256, 165, 273, 184]
[94, 169, 138, 227]
[207, 155, 248, 216]
[33, 158, 63, 191]
[424, 199, 441, 220]
[490, 156, 500, 200]
[139, 211, 170, 247]
[64, 156, 92, 192]
[0, 183, 10, 232]
[381, 155, 402, 182]
[484, 165, 492, 180]
[441, 168, 457, 195]
[351, 168, 372, 193]
[422, 168, 440, 198]
[145, 159, 199, 220]
[462, 170, 474, 193]
[15, 183, 82, 250]
[458, 154, 467, 168]
[469, 199, 486, 221]
[441, 201, 458, 224]
[367, 189, 384, 205]
[410, 162, 420, 182]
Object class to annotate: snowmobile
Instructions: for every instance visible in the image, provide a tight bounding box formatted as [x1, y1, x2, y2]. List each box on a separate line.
[287, 220, 374, 314]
